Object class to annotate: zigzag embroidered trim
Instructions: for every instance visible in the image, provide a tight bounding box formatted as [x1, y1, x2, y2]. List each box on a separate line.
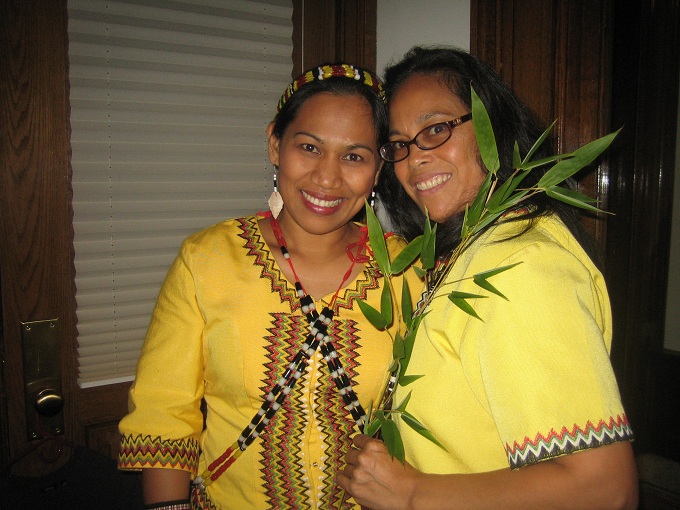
[192, 213, 371, 491]
[506, 414, 634, 469]
[118, 435, 200, 473]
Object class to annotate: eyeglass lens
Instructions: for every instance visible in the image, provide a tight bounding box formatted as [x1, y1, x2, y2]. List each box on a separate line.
[380, 114, 472, 162]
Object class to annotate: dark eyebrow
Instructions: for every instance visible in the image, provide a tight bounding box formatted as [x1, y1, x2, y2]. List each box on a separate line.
[294, 131, 375, 154]
[293, 131, 321, 142]
[346, 143, 375, 154]
[388, 112, 450, 137]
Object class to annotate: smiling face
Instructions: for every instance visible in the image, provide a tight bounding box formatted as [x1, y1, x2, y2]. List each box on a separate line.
[267, 92, 381, 236]
[388, 73, 486, 223]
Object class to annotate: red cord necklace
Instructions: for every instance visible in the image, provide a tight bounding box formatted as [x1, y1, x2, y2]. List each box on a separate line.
[193, 213, 371, 490]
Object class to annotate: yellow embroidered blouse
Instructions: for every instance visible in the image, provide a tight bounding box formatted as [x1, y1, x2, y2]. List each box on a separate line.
[118, 215, 418, 509]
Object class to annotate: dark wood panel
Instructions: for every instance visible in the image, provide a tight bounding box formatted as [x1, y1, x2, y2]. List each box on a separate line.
[0, 0, 79, 476]
[292, 0, 376, 77]
[471, 0, 612, 247]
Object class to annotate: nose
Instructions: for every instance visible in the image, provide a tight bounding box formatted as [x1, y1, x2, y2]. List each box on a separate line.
[405, 142, 432, 168]
[310, 156, 343, 188]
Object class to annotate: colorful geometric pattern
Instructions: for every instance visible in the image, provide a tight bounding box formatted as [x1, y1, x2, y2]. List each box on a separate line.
[506, 414, 634, 469]
[118, 434, 200, 473]
[239, 216, 382, 312]
[256, 312, 361, 508]
[190, 485, 218, 510]
[238, 217, 368, 508]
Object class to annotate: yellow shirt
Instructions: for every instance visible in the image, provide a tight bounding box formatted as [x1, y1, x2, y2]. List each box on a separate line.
[118, 215, 420, 509]
[395, 214, 633, 474]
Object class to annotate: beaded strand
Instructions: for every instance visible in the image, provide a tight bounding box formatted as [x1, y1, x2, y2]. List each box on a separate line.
[193, 214, 371, 490]
[276, 64, 385, 113]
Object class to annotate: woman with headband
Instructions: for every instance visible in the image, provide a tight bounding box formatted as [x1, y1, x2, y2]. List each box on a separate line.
[117, 64, 419, 509]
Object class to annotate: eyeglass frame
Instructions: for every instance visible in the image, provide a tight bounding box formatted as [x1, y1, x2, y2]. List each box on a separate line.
[379, 113, 473, 163]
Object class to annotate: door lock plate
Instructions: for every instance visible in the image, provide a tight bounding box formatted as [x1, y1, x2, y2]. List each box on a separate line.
[21, 319, 64, 439]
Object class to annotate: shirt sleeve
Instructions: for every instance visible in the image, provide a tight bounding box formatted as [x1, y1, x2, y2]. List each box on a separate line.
[118, 240, 205, 473]
[467, 237, 633, 468]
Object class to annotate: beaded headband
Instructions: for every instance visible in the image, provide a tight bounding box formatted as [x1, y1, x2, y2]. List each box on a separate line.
[277, 64, 386, 113]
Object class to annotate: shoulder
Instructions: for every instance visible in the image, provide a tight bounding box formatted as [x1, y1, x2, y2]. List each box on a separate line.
[455, 215, 609, 313]
[175, 215, 263, 265]
[470, 214, 596, 272]
[183, 215, 256, 247]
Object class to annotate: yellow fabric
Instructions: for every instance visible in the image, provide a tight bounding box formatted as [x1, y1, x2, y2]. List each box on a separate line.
[395, 214, 633, 475]
[118, 215, 420, 509]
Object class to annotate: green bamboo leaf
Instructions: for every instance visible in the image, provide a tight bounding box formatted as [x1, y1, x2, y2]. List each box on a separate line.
[421, 223, 437, 270]
[365, 201, 391, 275]
[522, 119, 557, 164]
[485, 170, 530, 213]
[395, 391, 412, 412]
[474, 262, 523, 280]
[536, 130, 620, 189]
[516, 152, 570, 171]
[512, 141, 521, 169]
[380, 276, 393, 327]
[448, 291, 487, 321]
[413, 266, 428, 278]
[401, 276, 413, 326]
[467, 210, 503, 237]
[391, 235, 424, 274]
[471, 87, 500, 173]
[462, 204, 474, 239]
[486, 188, 531, 215]
[399, 313, 425, 377]
[364, 418, 382, 438]
[473, 276, 508, 300]
[545, 186, 607, 213]
[357, 299, 388, 330]
[448, 291, 487, 299]
[393, 333, 405, 360]
[381, 418, 405, 462]
[399, 374, 424, 386]
[472, 262, 522, 301]
[465, 170, 494, 229]
[401, 411, 447, 451]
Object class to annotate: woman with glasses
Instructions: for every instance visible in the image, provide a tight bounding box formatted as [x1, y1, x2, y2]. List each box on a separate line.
[117, 64, 420, 510]
[337, 46, 638, 509]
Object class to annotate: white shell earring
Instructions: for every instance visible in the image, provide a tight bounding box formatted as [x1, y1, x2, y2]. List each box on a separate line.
[268, 169, 283, 218]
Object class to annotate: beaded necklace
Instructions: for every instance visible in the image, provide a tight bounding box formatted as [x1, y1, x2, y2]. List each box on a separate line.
[193, 214, 370, 490]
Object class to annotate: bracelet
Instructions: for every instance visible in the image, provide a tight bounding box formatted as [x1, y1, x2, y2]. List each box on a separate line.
[143, 500, 191, 510]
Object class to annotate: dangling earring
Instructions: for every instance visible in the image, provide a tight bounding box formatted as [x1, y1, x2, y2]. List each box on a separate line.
[268, 168, 284, 218]
[369, 188, 376, 209]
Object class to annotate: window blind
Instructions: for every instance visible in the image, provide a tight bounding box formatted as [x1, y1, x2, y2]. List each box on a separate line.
[68, 0, 294, 387]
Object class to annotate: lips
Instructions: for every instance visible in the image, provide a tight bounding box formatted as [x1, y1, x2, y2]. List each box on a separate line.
[301, 190, 343, 208]
[415, 174, 451, 191]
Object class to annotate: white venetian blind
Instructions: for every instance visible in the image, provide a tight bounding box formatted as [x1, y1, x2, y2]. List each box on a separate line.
[68, 0, 294, 387]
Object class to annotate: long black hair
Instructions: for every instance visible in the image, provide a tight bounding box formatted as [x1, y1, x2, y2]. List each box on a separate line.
[377, 46, 595, 259]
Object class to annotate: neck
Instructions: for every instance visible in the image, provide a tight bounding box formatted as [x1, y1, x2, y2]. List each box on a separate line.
[264, 212, 368, 300]
[275, 212, 359, 261]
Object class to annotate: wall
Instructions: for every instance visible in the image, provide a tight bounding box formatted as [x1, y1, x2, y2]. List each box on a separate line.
[376, 0, 470, 76]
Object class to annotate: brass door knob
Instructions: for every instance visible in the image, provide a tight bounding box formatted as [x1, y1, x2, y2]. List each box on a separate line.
[34, 388, 64, 417]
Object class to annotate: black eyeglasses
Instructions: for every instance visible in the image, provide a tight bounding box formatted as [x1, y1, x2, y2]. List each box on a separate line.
[379, 113, 473, 163]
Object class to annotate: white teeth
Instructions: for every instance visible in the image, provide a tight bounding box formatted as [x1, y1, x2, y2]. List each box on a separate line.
[416, 174, 450, 191]
[301, 191, 342, 208]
